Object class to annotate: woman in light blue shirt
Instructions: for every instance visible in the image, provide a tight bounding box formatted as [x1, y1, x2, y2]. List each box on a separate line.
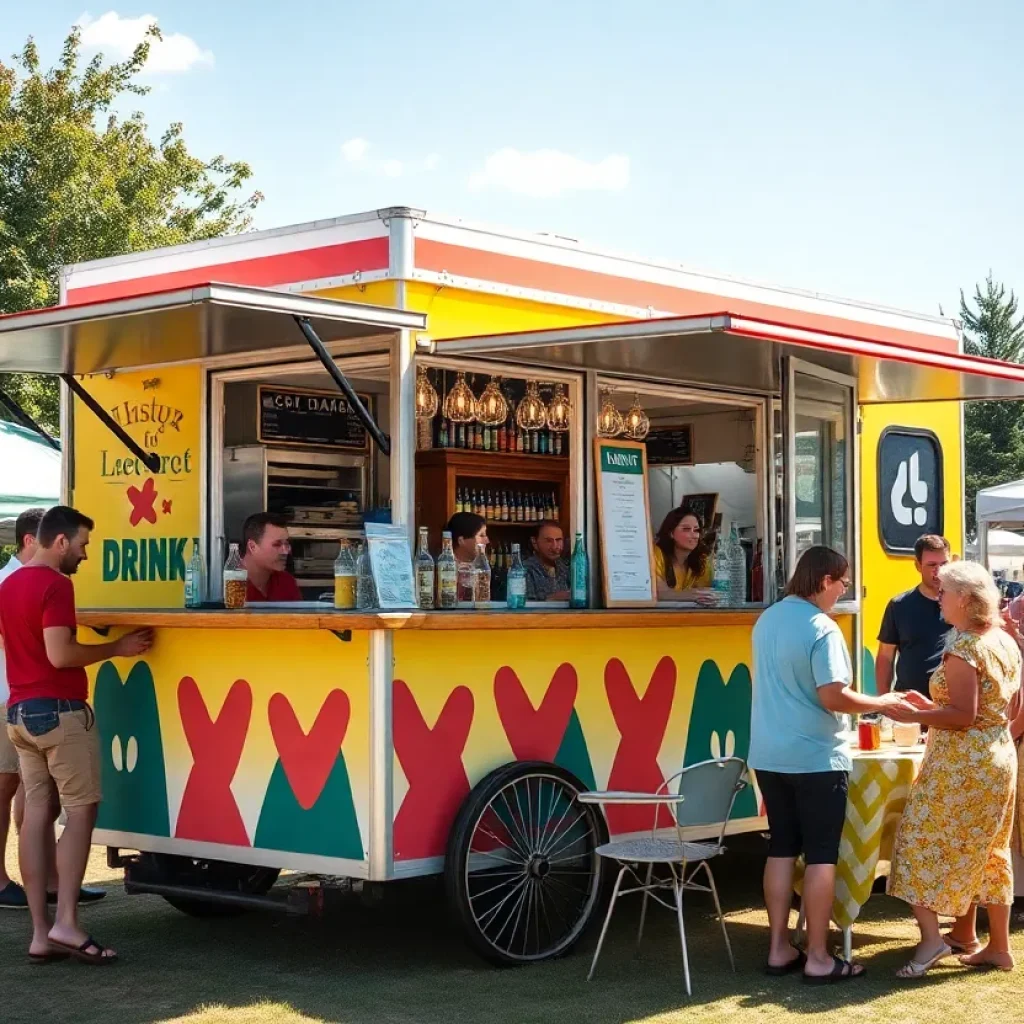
[751, 546, 912, 984]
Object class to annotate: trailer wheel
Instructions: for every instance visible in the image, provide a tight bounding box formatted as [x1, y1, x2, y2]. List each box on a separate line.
[139, 853, 280, 918]
[445, 761, 606, 966]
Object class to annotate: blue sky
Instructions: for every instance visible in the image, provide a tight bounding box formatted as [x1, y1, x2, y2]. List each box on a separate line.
[8, 2, 1024, 318]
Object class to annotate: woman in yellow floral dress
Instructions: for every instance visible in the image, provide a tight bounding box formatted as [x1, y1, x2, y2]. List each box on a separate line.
[888, 561, 1019, 977]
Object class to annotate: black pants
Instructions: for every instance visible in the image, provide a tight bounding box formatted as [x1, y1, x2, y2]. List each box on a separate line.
[757, 770, 849, 866]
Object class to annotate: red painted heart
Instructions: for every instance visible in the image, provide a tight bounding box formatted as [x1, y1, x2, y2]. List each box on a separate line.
[494, 663, 578, 762]
[268, 690, 351, 811]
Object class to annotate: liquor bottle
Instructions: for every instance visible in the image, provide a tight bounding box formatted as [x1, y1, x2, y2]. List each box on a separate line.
[184, 539, 204, 608]
[501, 491, 509, 522]
[552, 494, 560, 520]
[457, 422, 466, 449]
[516, 492, 524, 522]
[476, 423, 484, 449]
[416, 528, 436, 610]
[439, 418, 449, 448]
[570, 533, 589, 609]
[483, 425, 492, 451]
[517, 428, 525, 453]
[712, 533, 731, 608]
[539, 429, 548, 455]
[727, 522, 746, 607]
[223, 543, 248, 610]
[498, 420, 507, 452]
[486, 491, 494, 520]
[355, 541, 377, 610]
[437, 532, 458, 609]
[476, 490, 486, 518]
[488, 545, 496, 568]
[472, 543, 492, 608]
[334, 542, 357, 610]
[554, 432, 563, 456]
[507, 543, 526, 609]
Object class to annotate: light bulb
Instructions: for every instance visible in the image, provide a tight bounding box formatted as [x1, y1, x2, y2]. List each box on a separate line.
[442, 371, 476, 423]
[596, 389, 624, 438]
[414, 365, 439, 420]
[515, 380, 547, 431]
[546, 383, 572, 432]
[622, 393, 650, 440]
[474, 377, 509, 427]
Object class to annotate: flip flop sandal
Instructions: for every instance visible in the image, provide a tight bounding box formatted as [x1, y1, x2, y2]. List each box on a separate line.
[48, 935, 118, 966]
[803, 955, 867, 985]
[28, 950, 70, 965]
[765, 949, 807, 976]
[895, 943, 952, 979]
[944, 936, 982, 955]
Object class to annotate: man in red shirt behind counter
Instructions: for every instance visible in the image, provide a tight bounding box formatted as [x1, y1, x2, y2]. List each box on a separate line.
[241, 512, 303, 602]
[0, 506, 151, 964]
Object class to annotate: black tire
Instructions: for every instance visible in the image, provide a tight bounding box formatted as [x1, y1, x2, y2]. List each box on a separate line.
[445, 761, 607, 966]
[139, 853, 280, 918]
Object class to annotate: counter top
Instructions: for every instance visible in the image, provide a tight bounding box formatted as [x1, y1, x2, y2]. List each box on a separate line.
[77, 607, 768, 632]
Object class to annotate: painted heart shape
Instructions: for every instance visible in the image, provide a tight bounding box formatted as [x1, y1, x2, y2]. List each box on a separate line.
[494, 663, 578, 761]
[268, 690, 350, 811]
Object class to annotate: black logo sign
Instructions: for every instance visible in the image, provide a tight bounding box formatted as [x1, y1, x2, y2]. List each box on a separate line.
[877, 428, 943, 554]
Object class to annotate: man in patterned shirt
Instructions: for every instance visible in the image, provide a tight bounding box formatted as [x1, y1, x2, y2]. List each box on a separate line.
[524, 521, 570, 602]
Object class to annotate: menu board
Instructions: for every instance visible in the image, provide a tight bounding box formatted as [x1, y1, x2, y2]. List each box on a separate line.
[365, 524, 417, 609]
[644, 425, 694, 466]
[257, 385, 370, 450]
[593, 439, 657, 607]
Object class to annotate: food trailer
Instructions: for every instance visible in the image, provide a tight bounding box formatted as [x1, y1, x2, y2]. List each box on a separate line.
[2, 206, 1022, 965]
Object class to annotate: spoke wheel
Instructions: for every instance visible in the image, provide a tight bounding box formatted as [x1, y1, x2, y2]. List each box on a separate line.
[445, 761, 606, 965]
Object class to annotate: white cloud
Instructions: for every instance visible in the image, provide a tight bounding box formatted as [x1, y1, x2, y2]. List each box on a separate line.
[341, 137, 370, 163]
[77, 11, 213, 73]
[469, 148, 630, 198]
[382, 159, 403, 179]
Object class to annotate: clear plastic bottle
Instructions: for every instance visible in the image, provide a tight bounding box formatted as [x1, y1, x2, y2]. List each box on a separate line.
[184, 539, 204, 609]
[355, 541, 377, 610]
[712, 534, 731, 608]
[415, 527, 435, 609]
[437, 531, 458, 609]
[472, 543, 492, 608]
[333, 541, 357, 610]
[570, 532, 589, 608]
[223, 543, 247, 609]
[727, 522, 746, 606]
[506, 543, 526, 609]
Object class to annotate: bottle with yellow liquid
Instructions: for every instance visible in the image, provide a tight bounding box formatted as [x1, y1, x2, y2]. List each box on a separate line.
[333, 541, 357, 610]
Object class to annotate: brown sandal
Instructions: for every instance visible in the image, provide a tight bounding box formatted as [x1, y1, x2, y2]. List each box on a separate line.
[48, 935, 118, 966]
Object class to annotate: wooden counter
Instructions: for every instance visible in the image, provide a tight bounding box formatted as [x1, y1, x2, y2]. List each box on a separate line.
[77, 607, 766, 632]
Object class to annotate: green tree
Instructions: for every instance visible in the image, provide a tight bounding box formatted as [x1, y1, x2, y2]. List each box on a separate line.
[961, 275, 1024, 537]
[0, 25, 262, 434]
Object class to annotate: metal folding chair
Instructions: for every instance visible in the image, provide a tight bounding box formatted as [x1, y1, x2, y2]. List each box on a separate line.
[577, 757, 749, 995]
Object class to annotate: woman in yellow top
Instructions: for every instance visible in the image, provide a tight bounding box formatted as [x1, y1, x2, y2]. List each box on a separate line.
[652, 508, 714, 602]
[887, 560, 1020, 977]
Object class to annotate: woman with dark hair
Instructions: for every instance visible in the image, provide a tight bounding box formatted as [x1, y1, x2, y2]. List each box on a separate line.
[750, 545, 913, 984]
[652, 508, 714, 602]
[445, 512, 488, 566]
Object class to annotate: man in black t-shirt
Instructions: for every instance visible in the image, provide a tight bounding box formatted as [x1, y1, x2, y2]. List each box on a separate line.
[876, 534, 952, 697]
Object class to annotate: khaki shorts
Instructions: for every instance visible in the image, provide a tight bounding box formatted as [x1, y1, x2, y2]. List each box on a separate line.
[7, 706, 101, 808]
[0, 704, 20, 775]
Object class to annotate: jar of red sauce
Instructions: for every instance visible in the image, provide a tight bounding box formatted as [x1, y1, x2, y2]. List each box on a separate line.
[857, 715, 881, 751]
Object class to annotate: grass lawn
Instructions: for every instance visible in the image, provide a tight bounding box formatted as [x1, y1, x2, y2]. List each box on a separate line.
[1, 834, 1021, 1024]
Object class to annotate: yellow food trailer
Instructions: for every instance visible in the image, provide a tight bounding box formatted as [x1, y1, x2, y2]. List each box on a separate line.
[1, 206, 1019, 965]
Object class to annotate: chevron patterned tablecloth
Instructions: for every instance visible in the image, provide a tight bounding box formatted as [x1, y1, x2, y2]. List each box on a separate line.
[793, 743, 924, 933]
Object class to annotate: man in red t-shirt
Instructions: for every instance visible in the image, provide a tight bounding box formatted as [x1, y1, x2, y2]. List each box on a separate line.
[0, 506, 151, 964]
[241, 512, 303, 603]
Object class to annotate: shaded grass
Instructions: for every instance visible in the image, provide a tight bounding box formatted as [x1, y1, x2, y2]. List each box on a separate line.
[0, 836, 1021, 1024]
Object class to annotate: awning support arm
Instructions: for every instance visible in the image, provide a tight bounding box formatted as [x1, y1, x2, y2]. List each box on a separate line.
[60, 375, 161, 474]
[0, 382, 60, 451]
[293, 316, 392, 456]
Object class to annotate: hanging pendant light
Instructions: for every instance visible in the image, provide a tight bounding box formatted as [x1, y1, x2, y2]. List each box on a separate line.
[622, 393, 650, 440]
[516, 379, 547, 431]
[442, 371, 476, 423]
[414, 365, 439, 420]
[474, 377, 509, 427]
[546, 383, 572, 432]
[596, 388, 624, 438]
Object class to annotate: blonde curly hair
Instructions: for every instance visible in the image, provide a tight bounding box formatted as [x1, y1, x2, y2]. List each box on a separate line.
[937, 560, 1000, 629]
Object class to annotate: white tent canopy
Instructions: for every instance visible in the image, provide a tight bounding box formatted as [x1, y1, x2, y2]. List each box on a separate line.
[0, 420, 61, 546]
[976, 479, 1024, 567]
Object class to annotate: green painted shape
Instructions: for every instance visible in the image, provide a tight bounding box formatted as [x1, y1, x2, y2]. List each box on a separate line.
[862, 647, 878, 696]
[684, 660, 757, 819]
[554, 708, 596, 790]
[254, 755, 363, 859]
[94, 661, 170, 837]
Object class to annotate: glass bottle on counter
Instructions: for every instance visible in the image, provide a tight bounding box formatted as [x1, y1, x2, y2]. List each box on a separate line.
[570, 533, 589, 609]
[712, 533, 731, 608]
[223, 543, 248, 610]
[507, 543, 526, 609]
[333, 541, 357, 610]
[437, 531, 458, 609]
[355, 542, 376, 610]
[184, 539, 204, 609]
[472, 543, 492, 608]
[416, 528, 435, 609]
[727, 523, 746, 607]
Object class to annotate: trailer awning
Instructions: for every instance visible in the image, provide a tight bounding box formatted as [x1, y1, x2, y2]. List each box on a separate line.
[427, 312, 1024, 403]
[0, 283, 425, 375]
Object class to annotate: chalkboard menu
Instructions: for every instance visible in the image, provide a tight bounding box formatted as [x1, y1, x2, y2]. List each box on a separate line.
[644, 425, 694, 466]
[679, 493, 719, 532]
[257, 385, 370, 450]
